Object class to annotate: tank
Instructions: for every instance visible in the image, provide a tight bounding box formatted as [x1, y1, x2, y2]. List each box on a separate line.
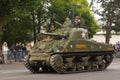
[24, 26, 114, 73]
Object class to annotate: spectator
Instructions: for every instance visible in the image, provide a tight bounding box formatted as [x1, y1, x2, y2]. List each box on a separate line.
[2, 42, 9, 64]
[9, 44, 15, 63]
[26, 43, 32, 55]
[117, 41, 120, 52]
[114, 42, 119, 52]
[18, 42, 23, 62]
[21, 43, 26, 57]
[14, 43, 19, 62]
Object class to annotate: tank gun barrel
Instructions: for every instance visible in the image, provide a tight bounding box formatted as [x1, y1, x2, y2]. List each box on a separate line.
[42, 32, 68, 38]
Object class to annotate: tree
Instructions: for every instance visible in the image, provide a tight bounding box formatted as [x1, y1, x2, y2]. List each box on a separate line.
[0, 0, 11, 46]
[112, 0, 120, 33]
[89, 0, 120, 44]
[0, 0, 45, 45]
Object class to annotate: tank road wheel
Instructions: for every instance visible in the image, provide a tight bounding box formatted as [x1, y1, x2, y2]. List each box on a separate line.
[50, 54, 67, 73]
[105, 54, 113, 63]
[71, 63, 77, 72]
[81, 56, 91, 71]
[23, 55, 40, 73]
[92, 61, 98, 71]
[104, 54, 113, 68]
[84, 62, 91, 71]
[98, 60, 106, 70]
[77, 62, 83, 72]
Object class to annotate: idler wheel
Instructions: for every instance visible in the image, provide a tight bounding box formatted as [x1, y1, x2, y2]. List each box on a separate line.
[105, 54, 112, 62]
[92, 61, 98, 70]
[77, 62, 83, 71]
[98, 60, 106, 70]
[70, 63, 77, 72]
[84, 62, 91, 71]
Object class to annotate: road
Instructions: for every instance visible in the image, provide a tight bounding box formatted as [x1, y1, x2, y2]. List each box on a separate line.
[0, 58, 120, 80]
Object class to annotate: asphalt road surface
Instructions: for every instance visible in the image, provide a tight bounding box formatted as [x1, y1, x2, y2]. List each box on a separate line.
[0, 58, 120, 80]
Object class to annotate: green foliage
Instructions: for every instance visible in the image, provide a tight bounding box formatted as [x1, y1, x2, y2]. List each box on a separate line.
[2, 16, 33, 45]
[79, 0, 98, 38]
[0, 0, 45, 44]
[1, 0, 98, 45]
[90, 0, 120, 44]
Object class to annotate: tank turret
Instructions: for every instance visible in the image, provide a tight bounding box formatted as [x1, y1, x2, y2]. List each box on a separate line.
[24, 26, 114, 73]
[68, 28, 88, 40]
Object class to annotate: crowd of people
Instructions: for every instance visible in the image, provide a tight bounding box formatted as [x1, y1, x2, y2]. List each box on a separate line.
[0, 42, 32, 64]
[114, 41, 120, 52]
[112, 41, 120, 58]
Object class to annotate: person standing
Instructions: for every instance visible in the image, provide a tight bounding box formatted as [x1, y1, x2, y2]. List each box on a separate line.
[74, 16, 81, 28]
[2, 42, 9, 64]
[9, 44, 15, 63]
[21, 43, 26, 58]
[63, 17, 72, 27]
[26, 43, 32, 55]
[18, 42, 23, 62]
[14, 43, 19, 62]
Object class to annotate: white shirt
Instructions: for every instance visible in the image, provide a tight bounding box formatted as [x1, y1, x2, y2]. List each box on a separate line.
[2, 46, 9, 52]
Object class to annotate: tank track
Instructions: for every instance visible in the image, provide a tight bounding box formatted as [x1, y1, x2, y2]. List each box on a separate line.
[23, 55, 55, 73]
[23, 55, 40, 73]
[50, 51, 113, 73]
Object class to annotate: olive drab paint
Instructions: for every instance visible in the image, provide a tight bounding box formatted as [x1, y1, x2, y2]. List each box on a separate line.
[24, 26, 114, 73]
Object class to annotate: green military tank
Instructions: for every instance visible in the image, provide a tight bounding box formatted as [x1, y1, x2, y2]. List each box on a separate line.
[24, 27, 114, 73]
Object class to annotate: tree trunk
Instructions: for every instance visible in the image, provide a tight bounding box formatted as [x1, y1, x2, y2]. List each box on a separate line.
[31, 13, 37, 44]
[37, 18, 41, 34]
[89, 0, 94, 8]
[33, 25, 37, 44]
[105, 1, 115, 44]
[0, 19, 3, 47]
[105, 17, 113, 44]
[105, 28, 111, 44]
[0, 21, 3, 32]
